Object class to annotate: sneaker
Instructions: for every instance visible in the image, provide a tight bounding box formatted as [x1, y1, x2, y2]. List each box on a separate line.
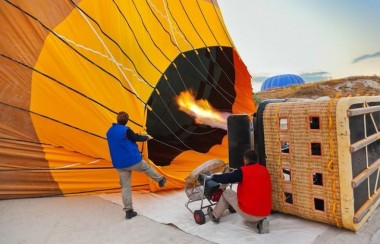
[159, 177, 166, 187]
[126, 210, 137, 219]
[257, 218, 269, 234]
[207, 207, 220, 223]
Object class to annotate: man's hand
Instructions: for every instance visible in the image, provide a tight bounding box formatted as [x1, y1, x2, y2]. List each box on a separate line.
[147, 135, 153, 140]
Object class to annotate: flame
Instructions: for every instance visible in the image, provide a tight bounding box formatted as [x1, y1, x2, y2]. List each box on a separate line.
[176, 91, 230, 130]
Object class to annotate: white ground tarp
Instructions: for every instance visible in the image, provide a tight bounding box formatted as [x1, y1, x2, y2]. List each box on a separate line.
[99, 190, 336, 244]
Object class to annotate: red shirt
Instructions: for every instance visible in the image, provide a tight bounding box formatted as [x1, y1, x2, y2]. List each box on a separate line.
[237, 164, 272, 216]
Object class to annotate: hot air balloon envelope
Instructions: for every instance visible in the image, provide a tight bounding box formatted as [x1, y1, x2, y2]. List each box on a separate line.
[261, 74, 304, 91]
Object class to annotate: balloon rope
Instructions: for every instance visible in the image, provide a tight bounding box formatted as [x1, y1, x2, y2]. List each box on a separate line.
[210, 0, 259, 96]
[163, 0, 241, 112]
[148, 0, 252, 110]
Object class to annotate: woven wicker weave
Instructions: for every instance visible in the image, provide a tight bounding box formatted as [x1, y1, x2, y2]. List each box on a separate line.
[262, 96, 380, 231]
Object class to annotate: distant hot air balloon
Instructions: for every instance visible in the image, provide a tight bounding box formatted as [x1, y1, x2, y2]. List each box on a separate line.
[0, 0, 255, 199]
[261, 74, 305, 91]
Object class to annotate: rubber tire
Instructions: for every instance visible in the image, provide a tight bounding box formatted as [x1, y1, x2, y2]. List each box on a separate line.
[194, 210, 206, 225]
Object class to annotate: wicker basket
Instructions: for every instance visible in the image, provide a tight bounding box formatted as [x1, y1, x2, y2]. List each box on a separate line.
[262, 96, 380, 231]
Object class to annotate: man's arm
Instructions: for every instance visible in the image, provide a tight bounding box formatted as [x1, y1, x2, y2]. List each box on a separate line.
[126, 129, 149, 142]
[211, 169, 243, 184]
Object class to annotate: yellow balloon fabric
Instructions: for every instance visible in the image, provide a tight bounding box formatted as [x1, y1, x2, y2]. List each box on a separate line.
[0, 0, 255, 199]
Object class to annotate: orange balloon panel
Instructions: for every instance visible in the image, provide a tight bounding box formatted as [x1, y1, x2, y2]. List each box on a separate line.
[0, 0, 255, 199]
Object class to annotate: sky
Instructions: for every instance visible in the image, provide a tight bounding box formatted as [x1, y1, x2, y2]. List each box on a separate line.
[218, 0, 380, 92]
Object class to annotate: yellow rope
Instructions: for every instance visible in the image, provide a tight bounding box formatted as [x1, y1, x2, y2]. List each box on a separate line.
[288, 102, 300, 214]
[304, 103, 316, 219]
[327, 97, 341, 227]
[274, 103, 285, 211]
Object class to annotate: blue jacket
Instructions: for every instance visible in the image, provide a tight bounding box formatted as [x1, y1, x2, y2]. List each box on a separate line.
[106, 123, 144, 168]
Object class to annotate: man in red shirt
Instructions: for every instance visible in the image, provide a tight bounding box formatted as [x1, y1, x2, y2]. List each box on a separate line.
[208, 150, 272, 233]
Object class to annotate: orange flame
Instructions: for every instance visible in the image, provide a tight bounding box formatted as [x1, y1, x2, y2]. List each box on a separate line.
[176, 91, 230, 130]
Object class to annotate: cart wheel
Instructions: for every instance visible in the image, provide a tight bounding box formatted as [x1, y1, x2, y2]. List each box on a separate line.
[194, 210, 206, 225]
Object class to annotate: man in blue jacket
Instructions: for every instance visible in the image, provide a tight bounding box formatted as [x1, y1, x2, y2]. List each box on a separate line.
[106, 111, 166, 219]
